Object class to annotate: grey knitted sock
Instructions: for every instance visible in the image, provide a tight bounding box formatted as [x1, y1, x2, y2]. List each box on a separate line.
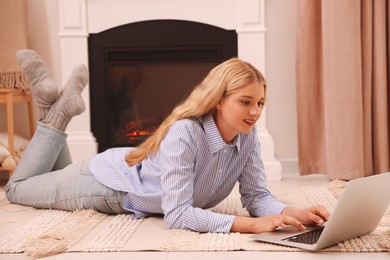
[44, 64, 89, 131]
[16, 49, 59, 119]
[60, 64, 89, 98]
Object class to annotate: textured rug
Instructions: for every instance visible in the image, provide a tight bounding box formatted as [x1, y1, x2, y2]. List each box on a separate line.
[0, 183, 389, 258]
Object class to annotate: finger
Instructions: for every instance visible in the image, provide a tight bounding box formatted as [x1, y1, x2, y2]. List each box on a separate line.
[308, 207, 329, 224]
[282, 216, 306, 231]
[312, 206, 331, 222]
[318, 206, 331, 221]
[273, 218, 286, 229]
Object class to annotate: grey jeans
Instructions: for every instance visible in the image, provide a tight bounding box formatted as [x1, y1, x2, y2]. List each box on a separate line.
[5, 122, 128, 214]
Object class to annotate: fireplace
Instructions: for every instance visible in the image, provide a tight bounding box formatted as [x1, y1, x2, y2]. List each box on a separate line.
[58, 0, 282, 180]
[88, 20, 237, 152]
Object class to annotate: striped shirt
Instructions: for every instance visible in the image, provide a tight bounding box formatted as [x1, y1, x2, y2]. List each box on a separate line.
[90, 114, 287, 233]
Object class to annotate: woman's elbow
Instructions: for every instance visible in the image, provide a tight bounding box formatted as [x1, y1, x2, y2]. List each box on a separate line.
[163, 213, 182, 229]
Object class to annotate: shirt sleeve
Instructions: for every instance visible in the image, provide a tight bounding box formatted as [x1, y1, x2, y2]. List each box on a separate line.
[238, 136, 288, 217]
[159, 121, 235, 233]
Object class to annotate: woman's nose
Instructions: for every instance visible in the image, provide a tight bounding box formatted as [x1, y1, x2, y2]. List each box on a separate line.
[250, 106, 261, 115]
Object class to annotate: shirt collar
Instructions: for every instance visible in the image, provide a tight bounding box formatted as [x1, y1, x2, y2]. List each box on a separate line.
[201, 114, 241, 153]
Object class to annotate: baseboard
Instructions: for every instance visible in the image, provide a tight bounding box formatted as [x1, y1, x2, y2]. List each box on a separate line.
[280, 159, 298, 173]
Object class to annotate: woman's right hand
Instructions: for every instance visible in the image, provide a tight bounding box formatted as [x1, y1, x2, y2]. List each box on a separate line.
[231, 214, 307, 234]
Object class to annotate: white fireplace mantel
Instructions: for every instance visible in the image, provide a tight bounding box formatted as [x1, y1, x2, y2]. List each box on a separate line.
[58, 0, 282, 180]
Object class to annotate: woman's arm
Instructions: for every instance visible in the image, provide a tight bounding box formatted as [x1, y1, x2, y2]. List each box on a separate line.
[237, 139, 287, 217]
[231, 215, 306, 233]
[230, 205, 330, 234]
[234, 135, 330, 234]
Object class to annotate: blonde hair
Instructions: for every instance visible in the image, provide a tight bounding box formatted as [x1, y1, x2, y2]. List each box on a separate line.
[125, 57, 266, 166]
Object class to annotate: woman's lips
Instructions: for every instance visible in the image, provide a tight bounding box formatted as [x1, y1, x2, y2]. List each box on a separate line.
[243, 119, 255, 126]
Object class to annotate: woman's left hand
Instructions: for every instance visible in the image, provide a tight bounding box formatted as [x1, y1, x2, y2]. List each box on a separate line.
[282, 205, 330, 226]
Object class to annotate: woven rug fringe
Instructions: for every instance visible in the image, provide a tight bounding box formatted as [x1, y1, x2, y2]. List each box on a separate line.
[24, 235, 68, 259]
[23, 209, 106, 258]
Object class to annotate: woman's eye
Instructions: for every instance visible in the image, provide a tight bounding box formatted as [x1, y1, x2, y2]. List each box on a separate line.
[258, 102, 265, 107]
[241, 100, 251, 105]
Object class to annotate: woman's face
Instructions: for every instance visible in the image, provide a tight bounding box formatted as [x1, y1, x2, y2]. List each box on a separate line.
[214, 81, 265, 143]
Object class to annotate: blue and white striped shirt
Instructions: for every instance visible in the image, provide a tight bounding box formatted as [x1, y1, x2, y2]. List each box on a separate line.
[90, 114, 287, 233]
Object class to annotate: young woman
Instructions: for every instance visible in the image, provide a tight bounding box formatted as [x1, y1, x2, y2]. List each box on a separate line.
[5, 50, 330, 234]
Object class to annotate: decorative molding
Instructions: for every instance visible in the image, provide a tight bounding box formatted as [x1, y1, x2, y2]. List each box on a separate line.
[237, 0, 265, 32]
[237, 0, 281, 180]
[58, 0, 97, 163]
[59, 0, 87, 36]
[62, 0, 82, 28]
[238, 0, 264, 25]
[280, 159, 299, 174]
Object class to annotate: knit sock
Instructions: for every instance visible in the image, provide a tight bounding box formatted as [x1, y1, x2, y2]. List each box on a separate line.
[16, 49, 59, 119]
[60, 64, 89, 97]
[44, 64, 89, 131]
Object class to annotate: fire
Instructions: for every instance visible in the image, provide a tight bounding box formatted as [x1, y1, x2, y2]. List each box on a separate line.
[125, 129, 154, 141]
[116, 118, 162, 143]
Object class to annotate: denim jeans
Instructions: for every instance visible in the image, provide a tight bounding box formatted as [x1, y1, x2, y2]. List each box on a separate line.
[5, 122, 128, 214]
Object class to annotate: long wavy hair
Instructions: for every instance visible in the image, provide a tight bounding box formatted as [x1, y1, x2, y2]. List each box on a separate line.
[125, 57, 266, 166]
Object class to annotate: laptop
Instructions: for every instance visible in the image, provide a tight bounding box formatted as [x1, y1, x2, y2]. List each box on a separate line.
[251, 172, 390, 251]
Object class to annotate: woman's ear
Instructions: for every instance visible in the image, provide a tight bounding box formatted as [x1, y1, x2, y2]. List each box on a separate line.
[216, 98, 224, 110]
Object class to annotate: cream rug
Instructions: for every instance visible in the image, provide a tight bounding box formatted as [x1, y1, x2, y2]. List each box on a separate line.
[0, 183, 389, 258]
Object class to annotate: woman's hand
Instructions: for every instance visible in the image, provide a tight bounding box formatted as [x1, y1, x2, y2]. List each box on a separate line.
[282, 205, 330, 226]
[231, 205, 330, 234]
[231, 214, 307, 234]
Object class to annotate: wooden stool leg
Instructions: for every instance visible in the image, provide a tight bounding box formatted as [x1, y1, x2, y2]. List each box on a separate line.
[27, 97, 35, 138]
[6, 92, 15, 157]
[6, 92, 15, 177]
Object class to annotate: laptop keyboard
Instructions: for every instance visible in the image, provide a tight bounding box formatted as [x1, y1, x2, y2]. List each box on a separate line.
[282, 228, 323, 245]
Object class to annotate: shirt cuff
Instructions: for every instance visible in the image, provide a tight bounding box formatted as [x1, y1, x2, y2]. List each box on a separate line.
[263, 200, 288, 216]
[208, 211, 236, 233]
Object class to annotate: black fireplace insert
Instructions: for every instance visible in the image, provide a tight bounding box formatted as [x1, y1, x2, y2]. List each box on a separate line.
[88, 20, 237, 152]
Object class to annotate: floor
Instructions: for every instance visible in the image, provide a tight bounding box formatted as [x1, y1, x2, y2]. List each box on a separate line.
[0, 171, 389, 260]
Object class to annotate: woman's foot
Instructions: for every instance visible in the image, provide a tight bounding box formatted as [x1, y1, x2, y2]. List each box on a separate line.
[45, 64, 89, 131]
[16, 49, 59, 119]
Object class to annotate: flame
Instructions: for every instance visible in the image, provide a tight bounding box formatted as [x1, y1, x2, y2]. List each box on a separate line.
[125, 129, 154, 141]
[117, 118, 162, 143]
